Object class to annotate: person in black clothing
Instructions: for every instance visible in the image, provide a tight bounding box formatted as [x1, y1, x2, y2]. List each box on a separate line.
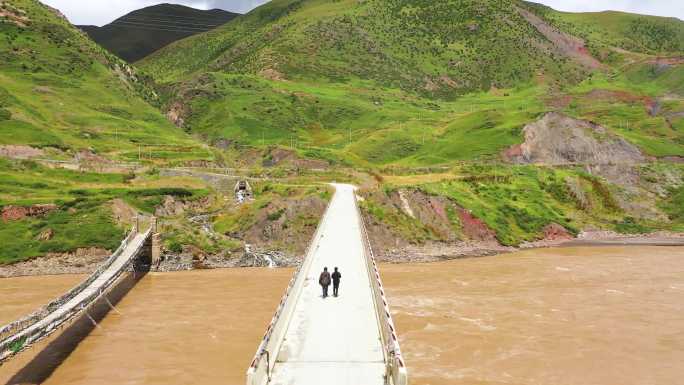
[319, 267, 331, 298]
[332, 267, 342, 297]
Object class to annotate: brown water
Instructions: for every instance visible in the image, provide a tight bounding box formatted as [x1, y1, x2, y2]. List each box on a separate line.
[0, 275, 85, 325]
[0, 269, 293, 385]
[382, 246, 684, 385]
[1, 247, 683, 385]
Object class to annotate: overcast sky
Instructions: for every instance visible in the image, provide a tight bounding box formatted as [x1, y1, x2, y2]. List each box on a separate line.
[40, 0, 683, 27]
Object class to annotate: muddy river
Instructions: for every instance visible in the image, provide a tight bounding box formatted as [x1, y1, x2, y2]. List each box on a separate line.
[0, 275, 84, 326]
[1, 246, 683, 385]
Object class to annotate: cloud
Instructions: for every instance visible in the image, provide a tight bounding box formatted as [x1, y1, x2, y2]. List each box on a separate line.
[40, 0, 683, 27]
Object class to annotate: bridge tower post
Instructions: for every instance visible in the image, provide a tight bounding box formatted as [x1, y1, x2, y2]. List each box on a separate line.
[150, 216, 162, 266]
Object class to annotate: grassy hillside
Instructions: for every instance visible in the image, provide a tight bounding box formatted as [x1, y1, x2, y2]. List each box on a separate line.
[0, 0, 216, 263]
[79, 4, 239, 63]
[142, 0, 590, 93]
[140, 0, 684, 166]
[0, 0, 212, 163]
[361, 163, 684, 248]
[522, 2, 684, 60]
[0, 158, 209, 264]
[1, 0, 683, 264]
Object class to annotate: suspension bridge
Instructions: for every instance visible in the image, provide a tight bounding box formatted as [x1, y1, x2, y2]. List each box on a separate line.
[0, 221, 158, 362]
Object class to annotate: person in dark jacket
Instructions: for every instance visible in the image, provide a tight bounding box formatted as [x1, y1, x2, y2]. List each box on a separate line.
[332, 267, 342, 297]
[319, 267, 331, 298]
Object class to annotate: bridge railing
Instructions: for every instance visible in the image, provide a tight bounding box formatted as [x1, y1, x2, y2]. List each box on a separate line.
[354, 193, 409, 385]
[0, 228, 148, 362]
[246, 191, 334, 385]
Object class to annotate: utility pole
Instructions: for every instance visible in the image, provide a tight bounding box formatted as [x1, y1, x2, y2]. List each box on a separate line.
[138, 145, 141, 161]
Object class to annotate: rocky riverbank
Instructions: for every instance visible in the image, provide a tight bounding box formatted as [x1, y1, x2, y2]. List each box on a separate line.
[1, 231, 683, 278]
[151, 247, 300, 272]
[0, 247, 109, 278]
[374, 231, 684, 264]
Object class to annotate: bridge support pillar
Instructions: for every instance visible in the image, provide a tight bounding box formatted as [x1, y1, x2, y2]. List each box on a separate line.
[151, 233, 162, 266]
[149, 216, 161, 266]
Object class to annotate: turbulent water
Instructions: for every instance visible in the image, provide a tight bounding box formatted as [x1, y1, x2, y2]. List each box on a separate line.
[382, 246, 684, 385]
[1, 246, 683, 385]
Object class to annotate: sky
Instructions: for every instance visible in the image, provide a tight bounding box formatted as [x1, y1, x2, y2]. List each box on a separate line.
[40, 0, 683, 27]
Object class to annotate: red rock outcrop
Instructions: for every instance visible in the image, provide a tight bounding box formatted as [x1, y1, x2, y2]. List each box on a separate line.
[542, 223, 573, 241]
[458, 208, 497, 241]
[2, 204, 57, 222]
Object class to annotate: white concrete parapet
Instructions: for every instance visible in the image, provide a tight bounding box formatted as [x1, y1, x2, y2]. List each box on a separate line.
[246, 184, 408, 385]
[355, 193, 409, 385]
[246, 187, 333, 385]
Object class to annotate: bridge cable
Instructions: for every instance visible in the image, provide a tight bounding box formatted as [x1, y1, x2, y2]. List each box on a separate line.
[85, 312, 101, 329]
[105, 296, 122, 315]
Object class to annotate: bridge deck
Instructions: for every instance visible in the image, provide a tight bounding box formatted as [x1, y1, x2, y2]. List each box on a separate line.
[270, 184, 385, 385]
[8, 232, 149, 344]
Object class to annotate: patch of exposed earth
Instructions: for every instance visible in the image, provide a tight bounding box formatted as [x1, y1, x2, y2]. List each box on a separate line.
[362, 187, 684, 264]
[0, 247, 110, 278]
[0, 145, 44, 159]
[153, 246, 300, 272]
[374, 231, 684, 264]
[503, 112, 645, 166]
[517, 7, 603, 70]
[501, 112, 683, 220]
[0, 1, 30, 27]
[2, 203, 57, 222]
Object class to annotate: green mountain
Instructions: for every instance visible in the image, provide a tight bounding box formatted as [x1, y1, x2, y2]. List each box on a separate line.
[0, 0, 212, 264]
[0, 0, 210, 163]
[79, 4, 239, 63]
[0, 0, 682, 264]
[140, 0, 684, 166]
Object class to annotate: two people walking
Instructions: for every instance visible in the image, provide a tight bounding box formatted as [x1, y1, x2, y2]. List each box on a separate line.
[319, 267, 341, 298]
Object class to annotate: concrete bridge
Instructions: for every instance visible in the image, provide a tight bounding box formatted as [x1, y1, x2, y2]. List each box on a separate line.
[0, 185, 407, 384]
[247, 184, 408, 385]
[0, 219, 160, 363]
